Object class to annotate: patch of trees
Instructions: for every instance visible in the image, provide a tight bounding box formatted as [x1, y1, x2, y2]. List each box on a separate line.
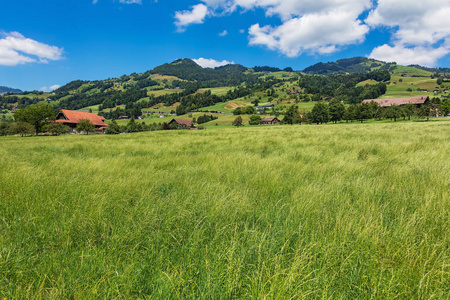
[233, 106, 256, 115]
[298, 70, 390, 103]
[195, 114, 218, 124]
[253, 66, 281, 72]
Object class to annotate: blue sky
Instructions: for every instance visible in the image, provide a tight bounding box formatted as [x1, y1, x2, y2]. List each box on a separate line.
[1, 0, 450, 91]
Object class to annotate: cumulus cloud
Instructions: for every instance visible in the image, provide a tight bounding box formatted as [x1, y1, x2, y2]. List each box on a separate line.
[193, 57, 234, 68]
[367, 0, 450, 66]
[249, 10, 369, 57]
[218, 30, 228, 37]
[175, 4, 209, 32]
[0, 32, 64, 66]
[40, 84, 60, 92]
[176, 0, 372, 56]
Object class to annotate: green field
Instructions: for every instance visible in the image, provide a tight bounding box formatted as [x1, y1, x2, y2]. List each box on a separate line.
[1, 121, 449, 298]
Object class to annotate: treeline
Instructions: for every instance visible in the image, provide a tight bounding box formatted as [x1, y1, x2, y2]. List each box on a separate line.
[298, 70, 390, 103]
[280, 100, 449, 125]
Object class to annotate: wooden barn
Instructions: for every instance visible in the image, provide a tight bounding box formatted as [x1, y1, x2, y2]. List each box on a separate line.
[54, 109, 109, 133]
[261, 116, 280, 125]
[168, 118, 196, 129]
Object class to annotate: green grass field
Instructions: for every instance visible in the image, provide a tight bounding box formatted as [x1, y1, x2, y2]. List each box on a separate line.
[1, 118, 450, 299]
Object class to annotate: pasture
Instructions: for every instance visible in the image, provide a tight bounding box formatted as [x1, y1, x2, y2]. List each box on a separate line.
[0, 122, 449, 298]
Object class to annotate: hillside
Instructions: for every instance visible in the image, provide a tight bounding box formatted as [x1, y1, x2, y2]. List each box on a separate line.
[1, 57, 449, 125]
[303, 57, 397, 75]
[0, 86, 23, 94]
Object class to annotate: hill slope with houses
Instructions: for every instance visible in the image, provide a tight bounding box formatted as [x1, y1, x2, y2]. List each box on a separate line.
[1, 57, 449, 125]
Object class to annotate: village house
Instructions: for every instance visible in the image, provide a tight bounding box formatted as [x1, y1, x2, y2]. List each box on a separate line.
[168, 118, 196, 129]
[362, 96, 430, 108]
[54, 109, 108, 133]
[261, 116, 281, 125]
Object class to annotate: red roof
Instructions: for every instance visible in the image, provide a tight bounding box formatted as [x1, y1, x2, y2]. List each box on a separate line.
[56, 109, 108, 127]
[362, 96, 429, 107]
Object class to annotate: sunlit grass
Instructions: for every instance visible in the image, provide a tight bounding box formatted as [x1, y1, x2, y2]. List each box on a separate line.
[0, 122, 449, 298]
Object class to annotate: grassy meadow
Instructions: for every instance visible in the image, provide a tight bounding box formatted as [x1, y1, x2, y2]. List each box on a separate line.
[0, 122, 449, 298]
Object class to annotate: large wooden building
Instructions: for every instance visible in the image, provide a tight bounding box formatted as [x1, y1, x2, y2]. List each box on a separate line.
[54, 109, 108, 133]
[168, 118, 196, 129]
[362, 96, 429, 108]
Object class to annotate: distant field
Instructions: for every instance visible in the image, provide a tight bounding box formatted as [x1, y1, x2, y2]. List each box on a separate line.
[1, 121, 449, 298]
[198, 87, 233, 96]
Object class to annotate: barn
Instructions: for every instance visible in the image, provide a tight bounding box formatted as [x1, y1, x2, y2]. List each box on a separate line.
[54, 109, 109, 133]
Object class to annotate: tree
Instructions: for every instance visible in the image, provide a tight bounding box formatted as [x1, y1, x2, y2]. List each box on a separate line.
[308, 102, 330, 124]
[343, 104, 357, 123]
[76, 119, 95, 134]
[355, 102, 372, 123]
[417, 103, 434, 121]
[0, 121, 10, 136]
[8, 122, 34, 137]
[105, 120, 121, 134]
[282, 105, 301, 124]
[329, 99, 345, 123]
[13, 103, 55, 135]
[232, 116, 243, 127]
[253, 99, 260, 107]
[126, 117, 139, 132]
[43, 123, 70, 135]
[249, 115, 261, 125]
[440, 100, 450, 116]
[437, 77, 443, 85]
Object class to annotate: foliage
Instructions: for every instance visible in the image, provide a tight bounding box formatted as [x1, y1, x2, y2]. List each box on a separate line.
[248, 115, 262, 125]
[329, 99, 346, 123]
[0, 121, 10, 136]
[76, 119, 95, 134]
[8, 121, 34, 136]
[232, 116, 243, 127]
[440, 100, 450, 116]
[196, 114, 218, 124]
[42, 123, 70, 135]
[282, 105, 302, 124]
[308, 102, 330, 124]
[105, 120, 121, 134]
[13, 103, 55, 135]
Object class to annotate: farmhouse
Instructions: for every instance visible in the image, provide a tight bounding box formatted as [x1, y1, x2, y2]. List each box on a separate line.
[54, 109, 108, 133]
[261, 116, 280, 125]
[168, 118, 196, 129]
[362, 96, 429, 108]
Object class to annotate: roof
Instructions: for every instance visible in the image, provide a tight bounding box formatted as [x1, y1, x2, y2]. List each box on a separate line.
[56, 109, 108, 127]
[261, 117, 278, 122]
[362, 96, 429, 107]
[170, 118, 195, 127]
[258, 104, 274, 108]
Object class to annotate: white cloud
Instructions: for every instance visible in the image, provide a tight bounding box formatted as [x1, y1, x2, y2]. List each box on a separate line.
[40, 84, 60, 92]
[369, 45, 449, 67]
[92, 0, 98, 4]
[0, 32, 64, 66]
[177, 0, 372, 56]
[174, 4, 209, 32]
[219, 30, 228, 37]
[193, 57, 234, 68]
[249, 10, 369, 57]
[239, 29, 245, 34]
[366, 0, 450, 66]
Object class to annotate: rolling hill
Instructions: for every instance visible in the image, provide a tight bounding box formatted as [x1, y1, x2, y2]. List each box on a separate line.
[1, 57, 448, 125]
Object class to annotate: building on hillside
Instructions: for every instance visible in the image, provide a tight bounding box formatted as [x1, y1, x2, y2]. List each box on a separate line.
[261, 116, 281, 125]
[54, 109, 108, 133]
[362, 96, 429, 108]
[168, 118, 196, 129]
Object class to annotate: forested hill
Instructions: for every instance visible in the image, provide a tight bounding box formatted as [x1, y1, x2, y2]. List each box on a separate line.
[303, 57, 397, 75]
[150, 59, 255, 87]
[0, 86, 23, 94]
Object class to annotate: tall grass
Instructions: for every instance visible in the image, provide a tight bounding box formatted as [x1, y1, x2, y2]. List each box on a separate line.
[0, 122, 449, 298]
